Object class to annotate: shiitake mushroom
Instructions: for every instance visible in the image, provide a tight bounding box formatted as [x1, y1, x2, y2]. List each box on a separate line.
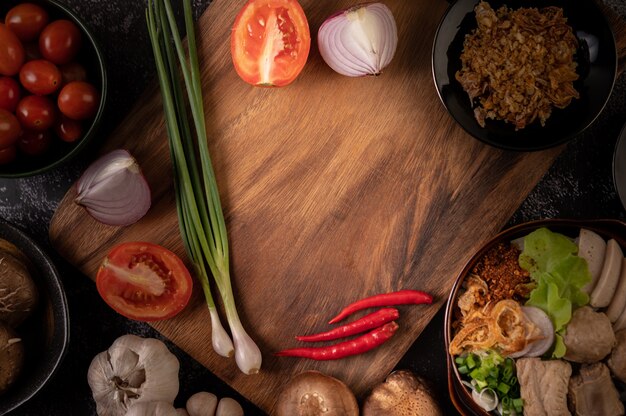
[0, 242, 38, 327]
[274, 371, 359, 416]
[0, 320, 24, 394]
[362, 370, 442, 416]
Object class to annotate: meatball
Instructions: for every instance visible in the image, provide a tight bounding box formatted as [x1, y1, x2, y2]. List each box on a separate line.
[563, 306, 615, 363]
[608, 330, 626, 383]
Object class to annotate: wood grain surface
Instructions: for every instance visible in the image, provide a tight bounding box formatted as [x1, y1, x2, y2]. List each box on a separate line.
[49, 0, 626, 413]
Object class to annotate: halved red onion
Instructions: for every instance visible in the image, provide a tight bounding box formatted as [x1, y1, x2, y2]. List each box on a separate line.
[509, 306, 555, 358]
[318, 3, 398, 77]
[75, 149, 151, 226]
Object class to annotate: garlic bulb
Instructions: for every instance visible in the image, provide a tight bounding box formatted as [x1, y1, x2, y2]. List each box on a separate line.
[87, 335, 180, 416]
[125, 401, 178, 416]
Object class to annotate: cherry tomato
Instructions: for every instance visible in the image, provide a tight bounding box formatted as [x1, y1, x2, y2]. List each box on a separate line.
[16, 95, 56, 131]
[231, 0, 310, 87]
[54, 116, 82, 142]
[0, 109, 21, 148]
[57, 81, 99, 120]
[59, 62, 87, 86]
[19, 59, 62, 95]
[0, 77, 21, 112]
[18, 129, 51, 156]
[96, 242, 193, 321]
[5, 3, 49, 42]
[0, 23, 25, 76]
[0, 145, 17, 165]
[39, 20, 82, 65]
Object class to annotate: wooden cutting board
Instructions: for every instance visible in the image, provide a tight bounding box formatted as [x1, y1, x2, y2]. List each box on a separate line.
[49, 0, 626, 413]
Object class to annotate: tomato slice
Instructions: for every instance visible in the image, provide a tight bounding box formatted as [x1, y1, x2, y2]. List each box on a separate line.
[96, 242, 193, 321]
[231, 0, 310, 87]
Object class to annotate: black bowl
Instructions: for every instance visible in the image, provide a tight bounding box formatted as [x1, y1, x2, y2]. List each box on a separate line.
[444, 218, 626, 415]
[0, 0, 107, 177]
[0, 221, 69, 415]
[432, 0, 617, 151]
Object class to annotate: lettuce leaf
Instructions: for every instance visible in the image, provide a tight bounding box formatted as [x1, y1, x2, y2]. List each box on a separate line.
[520, 228, 591, 358]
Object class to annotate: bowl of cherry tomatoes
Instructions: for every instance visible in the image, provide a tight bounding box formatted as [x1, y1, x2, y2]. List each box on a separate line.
[0, 0, 106, 177]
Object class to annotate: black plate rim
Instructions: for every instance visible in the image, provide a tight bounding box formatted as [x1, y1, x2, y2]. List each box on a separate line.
[613, 122, 626, 211]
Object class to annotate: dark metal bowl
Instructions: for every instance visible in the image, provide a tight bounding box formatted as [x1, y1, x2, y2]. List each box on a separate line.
[0, 221, 69, 415]
[432, 0, 617, 151]
[444, 219, 626, 415]
[0, 0, 107, 178]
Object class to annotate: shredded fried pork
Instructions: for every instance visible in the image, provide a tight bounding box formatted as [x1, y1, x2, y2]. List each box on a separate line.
[456, 1, 579, 130]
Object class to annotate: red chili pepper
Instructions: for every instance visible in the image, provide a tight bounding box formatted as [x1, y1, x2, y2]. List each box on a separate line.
[328, 289, 433, 324]
[295, 308, 399, 342]
[276, 321, 399, 360]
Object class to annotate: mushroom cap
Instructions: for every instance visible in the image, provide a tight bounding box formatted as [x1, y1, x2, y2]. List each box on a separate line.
[274, 371, 358, 416]
[362, 370, 443, 416]
[0, 247, 39, 327]
[0, 320, 24, 393]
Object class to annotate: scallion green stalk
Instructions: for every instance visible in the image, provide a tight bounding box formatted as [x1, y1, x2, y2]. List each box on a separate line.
[146, 0, 261, 373]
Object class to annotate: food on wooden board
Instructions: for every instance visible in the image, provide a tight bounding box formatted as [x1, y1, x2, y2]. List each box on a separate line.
[318, 3, 398, 77]
[456, 2, 579, 130]
[362, 370, 442, 416]
[274, 371, 359, 416]
[87, 335, 180, 416]
[276, 321, 398, 360]
[516, 358, 571, 416]
[0, 321, 24, 395]
[147, 0, 261, 374]
[563, 306, 615, 363]
[95, 242, 193, 321]
[296, 307, 399, 342]
[568, 363, 624, 416]
[328, 289, 432, 323]
[450, 226, 626, 415]
[231, 0, 310, 87]
[186, 392, 217, 416]
[0, 3, 100, 164]
[75, 150, 151, 227]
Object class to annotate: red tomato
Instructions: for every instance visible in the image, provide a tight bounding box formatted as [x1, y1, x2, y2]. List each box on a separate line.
[0, 77, 21, 112]
[19, 59, 62, 95]
[0, 109, 21, 148]
[59, 62, 87, 86]
[39, 20, 82, 65]
[16, 95, 56, 131]
[231, 0, 310, 87]
[0, 23, 25, 76]
[96, 242, 194, 321]
[18, 129, 51, 156]
[6, 3, 49, 42]
[57, 81, 99, 120]
[54, 116, 82, 142]
[0, 145, 17, 165]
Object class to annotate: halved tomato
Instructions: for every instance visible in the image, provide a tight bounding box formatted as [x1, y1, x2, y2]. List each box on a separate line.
[96, 242, 193, 321]
[231, 0, 310, 87]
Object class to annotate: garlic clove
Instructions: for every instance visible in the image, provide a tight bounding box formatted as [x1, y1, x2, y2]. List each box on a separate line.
[216, 398, 243, 416]
[125, 401, 178, 416]
[186, 391, 218, 416]
[176, 409, 190, 416]
[88, 335, 180, 416]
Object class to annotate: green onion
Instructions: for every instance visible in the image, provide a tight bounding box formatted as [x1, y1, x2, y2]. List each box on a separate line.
[146, 0, 262, 374]
[467, 354, 477, 369]
[497, 382, 511, 395]
[458, 365, 469, 375]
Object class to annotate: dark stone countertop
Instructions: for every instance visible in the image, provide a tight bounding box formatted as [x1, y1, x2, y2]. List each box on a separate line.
[1, 0, 625, 415]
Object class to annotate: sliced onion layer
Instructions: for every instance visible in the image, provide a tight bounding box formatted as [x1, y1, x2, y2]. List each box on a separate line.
[75, 149, 151, 226]
[318, 3, 398, 77]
